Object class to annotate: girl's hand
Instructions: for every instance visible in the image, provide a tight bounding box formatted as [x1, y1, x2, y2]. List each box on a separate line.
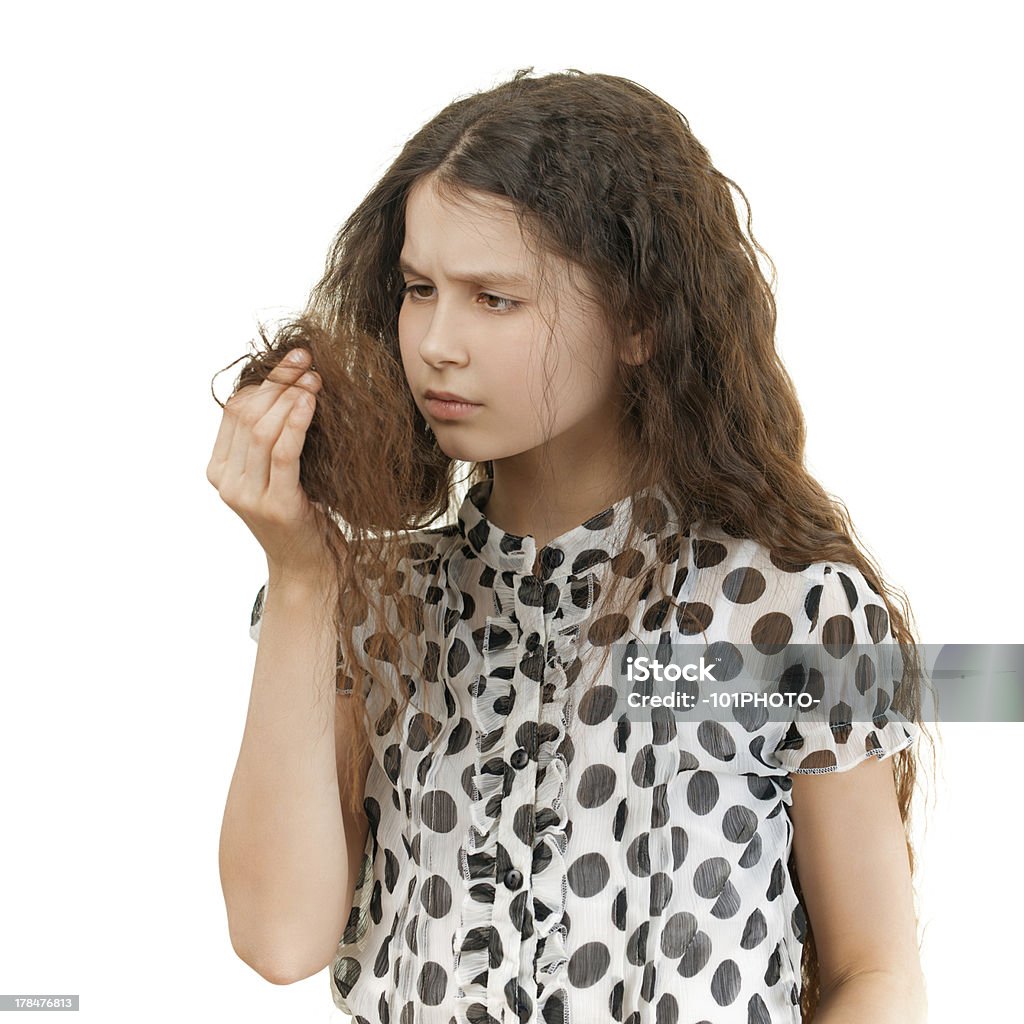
[207, 348, 335, 586]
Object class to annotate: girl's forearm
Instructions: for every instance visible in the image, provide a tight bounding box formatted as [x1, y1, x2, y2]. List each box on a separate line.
[218, 574, 350, 983]
[813, 968, 928, 1024]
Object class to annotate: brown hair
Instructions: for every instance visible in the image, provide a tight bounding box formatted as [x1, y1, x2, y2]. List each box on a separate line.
[214, 67, 935, 1020]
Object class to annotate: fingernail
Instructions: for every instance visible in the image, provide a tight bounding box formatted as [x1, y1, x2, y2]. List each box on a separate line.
[287, 349, 306, 364]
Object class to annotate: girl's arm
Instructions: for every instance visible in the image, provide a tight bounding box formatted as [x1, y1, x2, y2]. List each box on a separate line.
[788, 757, 928, 1023]
[219, 572, 366, 984]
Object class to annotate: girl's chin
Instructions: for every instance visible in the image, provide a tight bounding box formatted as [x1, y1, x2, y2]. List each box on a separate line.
[427, 434, 477, 460]
[428, 434, 523, 464]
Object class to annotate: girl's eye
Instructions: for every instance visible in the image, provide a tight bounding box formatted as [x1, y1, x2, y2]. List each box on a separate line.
[399, 284, 520, 313]
[480, 293, 519, 312]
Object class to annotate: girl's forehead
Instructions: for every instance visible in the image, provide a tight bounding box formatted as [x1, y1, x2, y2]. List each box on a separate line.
[409, 172, 513, 216]
[406, 177, 520, 241]
[403, 178, 547, 277]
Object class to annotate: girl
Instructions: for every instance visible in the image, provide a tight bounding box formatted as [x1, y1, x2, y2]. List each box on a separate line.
[210, 68, 930, 1024]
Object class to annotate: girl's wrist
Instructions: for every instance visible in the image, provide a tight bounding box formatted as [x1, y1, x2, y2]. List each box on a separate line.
[265, 562, 339, 601]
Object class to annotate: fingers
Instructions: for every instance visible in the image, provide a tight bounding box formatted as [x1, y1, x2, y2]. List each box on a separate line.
[207, 348, 319, 499]
[223, 349, 315, 492]
[266, 383, 318, 511]
[244, 366, 321, 493]
[207, 396, 242, 488]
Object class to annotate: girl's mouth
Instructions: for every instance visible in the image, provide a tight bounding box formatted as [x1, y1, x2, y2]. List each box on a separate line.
[425, 398, 483, 420]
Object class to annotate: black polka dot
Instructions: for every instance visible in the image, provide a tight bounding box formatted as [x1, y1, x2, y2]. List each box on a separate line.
[404, 912, 418, 953]
[631, 744, 657, 787]
[722, 805, 758, 844]
[822, 613, 855, 659]
[445, 717, 472, 755]
[416, 960, 448, 1005]
[676, 600, 713, 634]
[334, 955, 360, 997]
[697, 720, 737, 762]
[419, 874, 451, 918]
[694, 857, 731, 900]
[588, 613, 630, 645]
[711, 958, 742, 1005]
[723, 567, 766, 604]
[420, 790, 457, 832]
[626, 921, 650, 965]
[641, 961, 657, 1002]
[670, 826, 689, 869]
[577, 763, 616, 807]
[567, 852, 610, 897]
[407, 712, 442, 751]
[750, 611, 794, 654]
[568, 941, 611, 987]
[747, 992, 771, 1024]
[626, 832, 652, 877]
[693, 538, 728, 568]
[687, 770, 720, 815]
[382, 744, 402, 785]
[577, 684, 618, 725]
[656, 992, 679, 1024]
[649, 872, 673, 915]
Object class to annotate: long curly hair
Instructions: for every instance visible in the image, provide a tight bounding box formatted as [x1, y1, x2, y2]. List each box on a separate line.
[214, 67, 935, 1021]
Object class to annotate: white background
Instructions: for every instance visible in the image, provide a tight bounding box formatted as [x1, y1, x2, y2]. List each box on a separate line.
[1, 1, 1018, 1020]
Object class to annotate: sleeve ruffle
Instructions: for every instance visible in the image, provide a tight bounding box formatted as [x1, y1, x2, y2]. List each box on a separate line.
[248, 581, 266, 643]
[769, 563, 920, 775]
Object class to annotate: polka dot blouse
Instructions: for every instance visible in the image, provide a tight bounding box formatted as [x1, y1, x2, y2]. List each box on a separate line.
[248, 477, 919, 1024]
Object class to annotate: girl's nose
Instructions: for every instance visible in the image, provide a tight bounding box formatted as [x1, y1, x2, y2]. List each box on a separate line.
[417, 299, 470, 367]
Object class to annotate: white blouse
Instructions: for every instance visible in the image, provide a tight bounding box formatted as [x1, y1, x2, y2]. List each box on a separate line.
[248, 477, 918, 1024]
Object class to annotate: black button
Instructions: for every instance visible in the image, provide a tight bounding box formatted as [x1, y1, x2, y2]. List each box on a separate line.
[503, 868, 523, 890]
[510, 748, 529, 769]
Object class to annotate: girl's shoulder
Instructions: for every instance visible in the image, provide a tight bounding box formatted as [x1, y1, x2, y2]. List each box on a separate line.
[685, 517, 825, 586]
[688, 518, 869, 581]
[683, 519, 883, 636]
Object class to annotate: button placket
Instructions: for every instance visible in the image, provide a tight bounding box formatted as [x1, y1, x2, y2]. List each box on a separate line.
[496, 588, 544, 1000]
[447, 477, 678, 1024]
[454, 569, 523, 1024]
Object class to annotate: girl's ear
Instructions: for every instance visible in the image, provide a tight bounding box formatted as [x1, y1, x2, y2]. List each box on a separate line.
[621, 331, 651, 366]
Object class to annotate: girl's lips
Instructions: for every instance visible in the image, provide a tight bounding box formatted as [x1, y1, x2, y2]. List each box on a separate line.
[425, 397, 483, 420]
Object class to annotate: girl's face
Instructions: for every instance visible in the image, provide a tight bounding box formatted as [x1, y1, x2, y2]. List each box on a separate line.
[398, 174, 635, 473]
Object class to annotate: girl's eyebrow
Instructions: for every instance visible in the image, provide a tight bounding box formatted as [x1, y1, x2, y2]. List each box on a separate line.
[398, 257, 528, 289]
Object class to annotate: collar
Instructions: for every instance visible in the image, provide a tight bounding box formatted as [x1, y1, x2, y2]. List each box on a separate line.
[456, 476, 674, 581]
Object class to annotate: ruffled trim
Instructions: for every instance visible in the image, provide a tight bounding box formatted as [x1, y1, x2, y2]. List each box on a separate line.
[531, 590, 588, 1019]
[453, 570, 593, 1023]
[453, 571, 521, 1016]
[531, 742, 570, 993]
[534, 584, 592, 1001]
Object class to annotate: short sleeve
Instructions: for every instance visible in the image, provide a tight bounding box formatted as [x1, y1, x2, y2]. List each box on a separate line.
[768, 562, 920, 775]
[249, 581, 267, 643]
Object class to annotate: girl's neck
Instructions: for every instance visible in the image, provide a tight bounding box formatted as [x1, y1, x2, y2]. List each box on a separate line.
[481, 459, 634, 557]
